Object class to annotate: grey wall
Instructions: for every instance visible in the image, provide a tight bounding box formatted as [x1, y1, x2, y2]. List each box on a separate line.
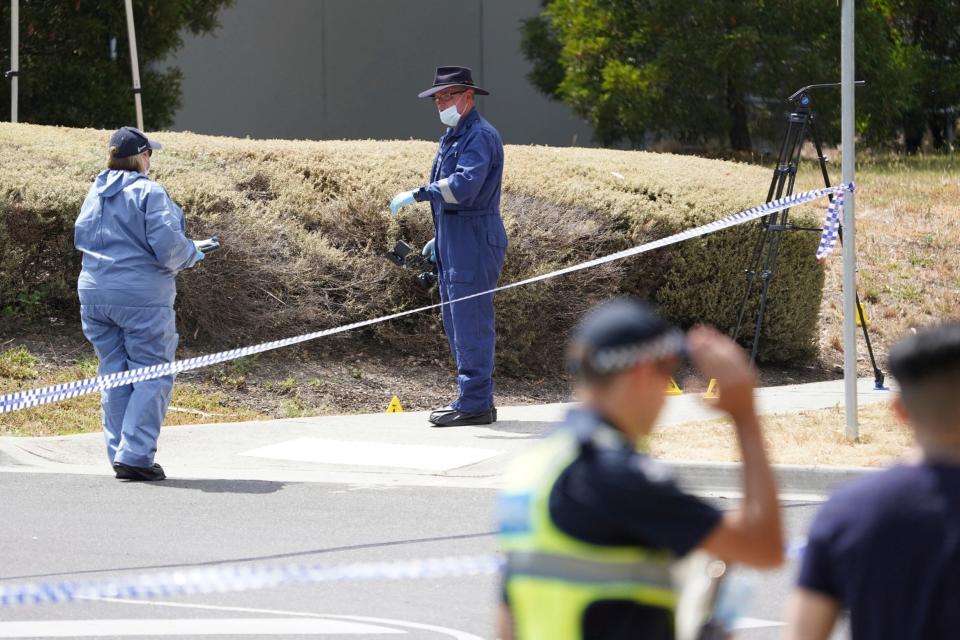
[165, 0, 594, 145]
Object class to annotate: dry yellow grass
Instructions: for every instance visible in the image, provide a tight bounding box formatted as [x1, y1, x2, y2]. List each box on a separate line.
[0, 384, 265, 437]
[791, 154, 960, 375]
[0, 347, 264, 437]
[651, 401, 914, 467]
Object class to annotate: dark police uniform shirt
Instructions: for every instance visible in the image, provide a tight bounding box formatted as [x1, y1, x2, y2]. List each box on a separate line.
[505, 409, 723, 640]
[798, 462, 960, 639]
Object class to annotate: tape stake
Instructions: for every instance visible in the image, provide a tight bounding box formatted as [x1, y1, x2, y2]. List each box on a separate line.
[0, 184, 854, 415]
[665, 378, 684, 396]
[704, 379, 720, 399]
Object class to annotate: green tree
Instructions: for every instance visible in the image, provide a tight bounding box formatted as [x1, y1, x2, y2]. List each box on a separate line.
[521, 0, 919, 151]
[887, 0, 960, 151]
[1, 0, 234, 130]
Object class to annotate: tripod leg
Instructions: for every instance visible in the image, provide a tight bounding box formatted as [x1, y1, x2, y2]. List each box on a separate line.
[749, 208, 791, 362]
[812, 118, 886, 389]
[836, 225, 888, 390]
[734, 114, 804, 348]
[811, 120, 833, 190]
[732, 221, 769, 342]
[746, 113, 808, 360]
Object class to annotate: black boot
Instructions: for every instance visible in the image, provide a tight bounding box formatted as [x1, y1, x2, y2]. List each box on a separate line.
[113, 462, 166, 481]
[428, 407, 496, 427]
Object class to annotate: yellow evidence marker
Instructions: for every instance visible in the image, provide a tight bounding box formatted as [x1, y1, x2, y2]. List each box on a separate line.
[665, 378, 683, 396]
[704, 378, 720, 399]
[386, 396, 404, 413]
[855, 302, 870, 327]
[842, 302, 871, 327]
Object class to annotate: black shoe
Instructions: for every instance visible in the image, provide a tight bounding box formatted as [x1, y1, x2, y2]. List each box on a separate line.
[113, 462, 166, 481]
[428, 407, 496, 427]
[428, 405, 457, 421]
[429, 405, 497, 422]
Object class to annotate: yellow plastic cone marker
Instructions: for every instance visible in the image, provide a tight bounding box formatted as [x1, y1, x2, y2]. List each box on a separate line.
[386, 396, 404, 413]
[704, 378, 720, 399]
[665, 378, 683, 396]
[855, 302, 870, 327]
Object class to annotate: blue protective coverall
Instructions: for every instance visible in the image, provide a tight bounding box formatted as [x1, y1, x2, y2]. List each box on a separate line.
[414, 108, 508, 413]
[74, 170, 199, 468]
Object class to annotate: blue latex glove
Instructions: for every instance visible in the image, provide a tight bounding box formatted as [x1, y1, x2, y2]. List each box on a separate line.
[389, 191, 416, 216]
[194, 248, 205, 262]
[422, 237, 436, 264]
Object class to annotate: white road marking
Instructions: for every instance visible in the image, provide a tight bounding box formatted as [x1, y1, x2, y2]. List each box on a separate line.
[75, 597, 485, 640]
[322, 615, 484, 640]
[734, 616, 787, 629]
[0, 618, 403, 637]
[240, 437, 502, 472]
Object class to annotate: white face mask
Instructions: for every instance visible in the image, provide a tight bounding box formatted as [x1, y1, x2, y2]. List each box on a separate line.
[439, 104, 461, 127]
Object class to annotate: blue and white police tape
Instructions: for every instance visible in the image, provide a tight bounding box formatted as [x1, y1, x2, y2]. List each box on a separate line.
[1, 541, 812, 608]
[0, 554, 503, 608]
[816, 188, 845, 259]
[0, 183, 853, 414]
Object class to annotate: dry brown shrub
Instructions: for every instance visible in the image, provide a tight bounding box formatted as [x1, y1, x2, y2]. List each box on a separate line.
[0, 123, 824, 372]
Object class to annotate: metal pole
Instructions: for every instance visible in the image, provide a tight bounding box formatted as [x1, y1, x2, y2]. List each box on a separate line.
[9, 0, 18, 123]
[841, 0, 858, 439]
[124, 0, 144, 130]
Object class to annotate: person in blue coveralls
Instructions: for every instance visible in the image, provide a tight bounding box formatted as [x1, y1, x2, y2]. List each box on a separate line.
[390, 66, 508, 428]
[75, 127, 209, 482]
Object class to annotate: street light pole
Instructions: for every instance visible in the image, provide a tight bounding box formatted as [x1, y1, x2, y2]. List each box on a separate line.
[124, 0, 144, 130]
[9, 0, 18, 123]
[841, 0, 858, 439]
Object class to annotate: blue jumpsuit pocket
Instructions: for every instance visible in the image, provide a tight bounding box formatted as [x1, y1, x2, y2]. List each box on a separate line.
[447, 269, 475, 283]
[487, 230, 507, 249]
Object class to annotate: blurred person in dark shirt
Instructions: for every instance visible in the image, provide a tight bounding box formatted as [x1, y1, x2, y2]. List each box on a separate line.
[787, 323, 960, 640]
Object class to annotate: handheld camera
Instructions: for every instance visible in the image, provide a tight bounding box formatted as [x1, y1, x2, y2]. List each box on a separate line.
[384, 240, 438, 291]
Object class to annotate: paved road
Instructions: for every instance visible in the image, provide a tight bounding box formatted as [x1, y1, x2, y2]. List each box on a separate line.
[0, 378, 883, 638]
[0, 472, 833, 639]
[0, 378, 888, 491]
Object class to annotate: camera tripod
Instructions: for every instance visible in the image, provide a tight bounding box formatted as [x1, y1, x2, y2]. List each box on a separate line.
[731, 82, 886, 390]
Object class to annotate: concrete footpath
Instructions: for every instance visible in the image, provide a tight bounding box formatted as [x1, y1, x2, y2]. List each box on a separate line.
[0, 378, 892, 497]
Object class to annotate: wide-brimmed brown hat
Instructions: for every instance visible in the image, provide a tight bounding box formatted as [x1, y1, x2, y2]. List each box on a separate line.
[417, 66, 489, 98]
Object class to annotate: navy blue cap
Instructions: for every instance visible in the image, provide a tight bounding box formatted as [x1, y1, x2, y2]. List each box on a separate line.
[569, 298, 685, 377]
[108, 126, 162, 159]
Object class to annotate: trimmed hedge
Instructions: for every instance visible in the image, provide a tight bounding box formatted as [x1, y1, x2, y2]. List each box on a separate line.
[0, 123, 824, 370]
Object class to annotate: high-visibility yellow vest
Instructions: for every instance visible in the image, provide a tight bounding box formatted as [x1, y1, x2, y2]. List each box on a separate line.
[498, 426, 677, 640]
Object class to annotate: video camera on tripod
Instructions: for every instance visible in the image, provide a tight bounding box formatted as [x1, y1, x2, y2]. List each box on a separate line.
[732, 81, 886, 390]
[383, 240, 438, 292]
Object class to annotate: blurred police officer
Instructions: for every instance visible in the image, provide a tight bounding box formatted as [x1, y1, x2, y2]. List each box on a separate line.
[497, 299, 783, 639]
[390, 66, 508, 427]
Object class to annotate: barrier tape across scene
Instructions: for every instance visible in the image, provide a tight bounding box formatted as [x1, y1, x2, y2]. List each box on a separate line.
[0, 555, 503, 608]
[0, 190, 831, 609]
[0, 184, 852, 415]
[0, 542, 811, 608]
